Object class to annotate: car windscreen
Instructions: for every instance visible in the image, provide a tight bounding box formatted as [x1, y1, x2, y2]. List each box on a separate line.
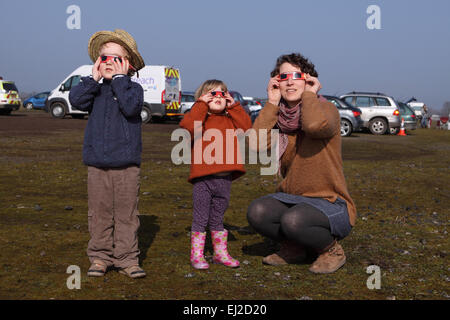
[181, 95, 195, 102]
[2, 82, 18, 92]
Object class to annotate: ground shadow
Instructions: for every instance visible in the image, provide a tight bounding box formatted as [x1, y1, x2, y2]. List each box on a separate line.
[242, 234, 317, 264]
[138, 214, 160, 264]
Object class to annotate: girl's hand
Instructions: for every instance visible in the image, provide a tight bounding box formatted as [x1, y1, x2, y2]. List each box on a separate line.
[224, 91, 235, 107]
[92, 57, 102, 81]
[113, 57, 129, 76]
[267, 76, 281, 105]
[199, 92, 214, 104]
[304, 74, 322, 94]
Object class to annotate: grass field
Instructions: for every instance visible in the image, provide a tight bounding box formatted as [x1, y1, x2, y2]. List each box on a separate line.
[0, 111, 448, 300]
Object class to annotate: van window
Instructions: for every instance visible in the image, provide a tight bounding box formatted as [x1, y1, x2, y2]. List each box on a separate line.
[63, 76, 81, 91]
[63, 78, 72, 91]
[181, 94, 195, 102]
[2, 82, 18, 92]
[71, 76, 81, 87]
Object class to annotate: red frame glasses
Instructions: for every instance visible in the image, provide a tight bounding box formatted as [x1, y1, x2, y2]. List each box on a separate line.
[278, 72, 306, 81]
[211, 91, 226, 97]
[100, 55, 136, 71]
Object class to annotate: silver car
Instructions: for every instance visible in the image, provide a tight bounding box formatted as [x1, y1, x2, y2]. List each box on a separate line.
[323, 95, 363, 137]
[339, 92, 401, 135]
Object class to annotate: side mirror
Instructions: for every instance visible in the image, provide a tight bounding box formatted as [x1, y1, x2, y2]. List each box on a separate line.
[59, 84, 65, 92]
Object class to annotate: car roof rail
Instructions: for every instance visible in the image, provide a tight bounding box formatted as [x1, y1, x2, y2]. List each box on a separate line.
[346, 91, 387, 96]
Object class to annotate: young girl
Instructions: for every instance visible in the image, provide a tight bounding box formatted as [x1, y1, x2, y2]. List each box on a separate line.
[179, 79, 252, 269]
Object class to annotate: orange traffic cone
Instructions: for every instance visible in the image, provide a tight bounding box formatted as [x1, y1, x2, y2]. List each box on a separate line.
[397, 117, 407, 136]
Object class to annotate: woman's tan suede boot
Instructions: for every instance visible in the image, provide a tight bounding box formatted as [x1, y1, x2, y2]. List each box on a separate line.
[309, 240, 346, 274]
[262, 241, 306, 265]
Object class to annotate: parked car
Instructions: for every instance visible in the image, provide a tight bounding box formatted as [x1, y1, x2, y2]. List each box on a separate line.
[390, 102, 417, 134]
[229, 91, 250, 115]
[23, 92, 50, 110]
[339, 92, 401, 135]
[243, 96, 262, 123]
[0, 79, 21, 115]
[247, 100, 262, 123]
[406, 97, 425, 120]
[323, 95, 363, 137]
[180, 91, 195, 114]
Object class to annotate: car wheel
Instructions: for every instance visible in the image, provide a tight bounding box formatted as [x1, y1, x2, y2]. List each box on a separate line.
[390, 127, 399, 135]
[25, 103, 33, 110]
[369, 118, 388, 135]
[340, 119, 353, 137]
[141, 106, 151, 124]
[50, 102, 66, 119]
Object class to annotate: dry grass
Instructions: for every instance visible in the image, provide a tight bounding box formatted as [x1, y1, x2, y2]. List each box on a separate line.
[0, 113, 448, 300]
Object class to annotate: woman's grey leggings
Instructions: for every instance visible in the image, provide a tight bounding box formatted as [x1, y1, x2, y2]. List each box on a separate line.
[247, 196, 334, 252]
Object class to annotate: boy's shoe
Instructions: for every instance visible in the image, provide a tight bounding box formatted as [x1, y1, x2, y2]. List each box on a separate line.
[262, 241, 306, 266]
[87, 260, 107, 277]
[309, 241, 346, 274]
[211, 229, 240, 268]
[190, 231, 209, 270]
[119, 265, 146, 279]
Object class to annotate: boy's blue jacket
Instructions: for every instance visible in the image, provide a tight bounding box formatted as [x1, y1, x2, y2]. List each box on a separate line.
[69, 76, 143, 168]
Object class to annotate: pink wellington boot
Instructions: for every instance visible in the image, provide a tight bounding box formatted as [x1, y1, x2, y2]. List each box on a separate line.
[190, 231, 209, 270]
[211, 229, 240, 268]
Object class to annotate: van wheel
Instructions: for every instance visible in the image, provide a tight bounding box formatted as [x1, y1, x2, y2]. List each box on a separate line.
[141, 106, 151, 124]
[340, 119, 353, 137]
[50, 103, 66, 119]
[369, 118, 387, 135]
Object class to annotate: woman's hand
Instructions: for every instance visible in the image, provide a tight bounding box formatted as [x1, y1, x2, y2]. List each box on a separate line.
[267, 76, 281, 105]
[113, 57, 129, 76]
[224, 91, 235, 107]
[304, 74, 322, 94]
[92, 57, 102, 82]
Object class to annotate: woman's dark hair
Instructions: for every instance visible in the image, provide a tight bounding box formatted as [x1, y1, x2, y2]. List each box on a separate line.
[270, 53, 318, 78]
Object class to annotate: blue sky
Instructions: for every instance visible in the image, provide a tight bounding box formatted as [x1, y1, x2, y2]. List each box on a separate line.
[1, 0, 449, 111]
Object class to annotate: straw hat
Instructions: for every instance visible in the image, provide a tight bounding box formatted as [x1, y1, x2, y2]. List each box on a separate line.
[88, 29, 145, 71]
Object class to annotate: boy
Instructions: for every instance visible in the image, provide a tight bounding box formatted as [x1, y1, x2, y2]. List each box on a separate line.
[69, 29, 146, 278]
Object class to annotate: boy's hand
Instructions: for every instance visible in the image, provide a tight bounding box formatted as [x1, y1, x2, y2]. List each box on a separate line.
[92, 57, 102, 82]
[224, 91, 235, 107]
[113, 57, 129, 76]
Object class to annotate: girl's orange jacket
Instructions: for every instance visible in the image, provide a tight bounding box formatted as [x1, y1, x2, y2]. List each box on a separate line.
[179, 101, 252, 183]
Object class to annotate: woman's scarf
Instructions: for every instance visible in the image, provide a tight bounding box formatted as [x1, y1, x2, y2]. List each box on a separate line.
[276, 99, 302, 174]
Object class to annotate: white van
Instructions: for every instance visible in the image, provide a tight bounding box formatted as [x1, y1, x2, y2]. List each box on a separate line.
[45, 65, 182, 123]
[0, 79, 21, 115]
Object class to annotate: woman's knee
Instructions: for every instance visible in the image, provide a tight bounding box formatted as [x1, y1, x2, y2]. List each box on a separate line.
[246, 198, 276, 226]
[280, 211, 304, 237]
